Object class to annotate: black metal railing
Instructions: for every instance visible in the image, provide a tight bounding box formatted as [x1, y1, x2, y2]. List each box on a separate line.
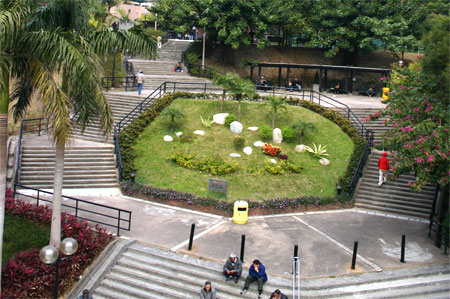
[14, 184, 132, 236]
[429, 219, 449, 255]
[113, 127, 123, 181]
[349, 132, 374, 193]
[13, 118, 48, 195]
[101, 76, 136, 92]
[181, 52, 224, 80]
[124, 59, 134, 76]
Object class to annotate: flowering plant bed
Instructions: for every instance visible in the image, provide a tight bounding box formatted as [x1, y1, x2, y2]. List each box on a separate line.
[1, 190, 113, 298]
[262, 143, 281, 156]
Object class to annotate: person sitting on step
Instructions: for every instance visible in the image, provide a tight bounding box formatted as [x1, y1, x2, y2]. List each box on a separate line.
[223, 253, 243, 283]
[270, 289, 288, 299]
[175, 62, 183, 72]
[240, 259, 268, 299]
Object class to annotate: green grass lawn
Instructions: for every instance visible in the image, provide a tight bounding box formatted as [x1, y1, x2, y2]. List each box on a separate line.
[134, 99, 354, 201]
[3, 214, 49, 265]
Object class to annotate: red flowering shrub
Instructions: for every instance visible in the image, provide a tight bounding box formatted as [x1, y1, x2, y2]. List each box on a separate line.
[2, 191, 113, 298]
[262, 143, 281, 157]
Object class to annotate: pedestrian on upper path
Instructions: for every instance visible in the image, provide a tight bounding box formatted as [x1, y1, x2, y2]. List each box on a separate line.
[200, 281, 216, 299]
[223, 253, 243, 283]
[378, 152, 389, 187]
[241, 259, 268, 299]
[136, 70, 145, 96]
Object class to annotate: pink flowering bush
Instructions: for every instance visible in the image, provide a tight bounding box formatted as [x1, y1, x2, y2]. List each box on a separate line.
[380, 63, 449, 190]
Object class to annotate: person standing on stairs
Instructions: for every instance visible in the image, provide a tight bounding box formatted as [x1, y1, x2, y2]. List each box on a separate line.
[136, 70, 145, 96]
[378, 152, 389, 187]
[200, 281, 217, 299]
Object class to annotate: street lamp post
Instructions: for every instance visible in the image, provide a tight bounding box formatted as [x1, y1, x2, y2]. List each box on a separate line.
[40, 238, 79, 299]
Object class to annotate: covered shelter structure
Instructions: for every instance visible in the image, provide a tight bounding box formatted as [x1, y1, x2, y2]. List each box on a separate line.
[246, 62, 391, 94]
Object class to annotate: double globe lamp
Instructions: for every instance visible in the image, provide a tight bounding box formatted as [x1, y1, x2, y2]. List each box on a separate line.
[39, 237, 79, 299]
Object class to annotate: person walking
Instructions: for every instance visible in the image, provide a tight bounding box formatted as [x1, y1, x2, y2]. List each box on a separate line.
[240, 259, 268, 299]
[223, 253, 243, 283]
[378, 152, 389, 187]
[136, 70, 145, 96]
[200, 281, 216, 299]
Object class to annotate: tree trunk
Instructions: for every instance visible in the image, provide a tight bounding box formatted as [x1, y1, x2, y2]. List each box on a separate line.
[0, 75, 9, 292]
[220, 90, 225, 112]
[49, 142, 65, 248]
[272, 112, 276, 129]
[237, 99, 241, 122]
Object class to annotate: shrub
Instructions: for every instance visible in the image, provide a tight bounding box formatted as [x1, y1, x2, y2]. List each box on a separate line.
[281, 127, 296, 143]
[233, 136, 245, 150]
[178, 132, 194, 143]
[259, 124, 272, 140]
[264, 160, 302, 175]
[224, 114, 237, 128]
[265, 163, 285, 175]
[262, 143, 281, 157]
[278, 154, 288, 160]
[200, 115, 214, 127]
[305, 143, 329, 159]
[2, 191, 113, 298]
[168, 152, 239, 175]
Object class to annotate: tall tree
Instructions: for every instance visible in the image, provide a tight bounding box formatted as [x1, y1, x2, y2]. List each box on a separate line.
[226, 74, 255, 122]
[213, 72, 236, 112]
[264, 96, 287, 129]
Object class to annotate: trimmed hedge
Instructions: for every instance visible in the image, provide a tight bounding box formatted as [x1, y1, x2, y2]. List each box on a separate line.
[118, 92, 365, 210]
[2, 190, 113, 298]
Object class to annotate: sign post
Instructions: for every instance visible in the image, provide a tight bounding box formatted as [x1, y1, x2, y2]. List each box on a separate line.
[207, 178, 228, 199]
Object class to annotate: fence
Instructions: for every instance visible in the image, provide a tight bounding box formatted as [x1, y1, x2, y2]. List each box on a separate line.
[14, 184, 132, 236]
[428, 219, 449, 255]
[101, 76, 136, 92]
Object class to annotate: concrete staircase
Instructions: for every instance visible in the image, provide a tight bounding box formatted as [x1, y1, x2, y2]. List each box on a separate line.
[18, 145, 118, 189]
[93, 242, 292, 299]
[88, 241, 450, 299]
[335, 108, 388, 145]
[157, 39, 192, 61]
[71, 93, 152, 143]
[354, 150, 435, 219]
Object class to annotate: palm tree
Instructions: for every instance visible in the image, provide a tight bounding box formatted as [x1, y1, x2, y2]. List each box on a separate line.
[264, 96, 287, 129]
[161, 107, 185, 132]
[212, 72, 235, 112]
[8, 0, 156, 251]
[227, 75, 255, 122]
[292, 121, 316, 144]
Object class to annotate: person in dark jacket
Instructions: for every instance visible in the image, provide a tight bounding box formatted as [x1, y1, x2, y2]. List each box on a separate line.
[200, 281, 216, 299]
[240, 259, 268, 298]
[270, 289, 288, 299]
[223, 253, 243, 283]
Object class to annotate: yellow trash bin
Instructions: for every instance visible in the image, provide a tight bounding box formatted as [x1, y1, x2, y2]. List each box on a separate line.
[382, 87, 390, 100]
[233, 200, 248, 224]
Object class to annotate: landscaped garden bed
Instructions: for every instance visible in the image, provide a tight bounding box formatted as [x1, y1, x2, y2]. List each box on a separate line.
[119, 92, 365, 214]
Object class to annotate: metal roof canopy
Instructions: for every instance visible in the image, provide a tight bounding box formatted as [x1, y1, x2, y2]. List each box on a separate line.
[246, 62, 391, 94]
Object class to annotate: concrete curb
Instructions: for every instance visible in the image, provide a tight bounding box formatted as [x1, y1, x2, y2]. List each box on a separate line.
[66, 238, 136, 299]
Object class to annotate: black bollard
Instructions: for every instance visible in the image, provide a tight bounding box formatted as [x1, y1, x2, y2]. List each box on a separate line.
[240, 235, 246, 262]
[188, 224, 195, 251]
[400, 235, 406, 263]
[294, 244, 298, 258]
[351, 241, 358, 270]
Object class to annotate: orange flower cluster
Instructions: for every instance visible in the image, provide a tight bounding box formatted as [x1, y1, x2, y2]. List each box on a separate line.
[263, 143, 281, 157]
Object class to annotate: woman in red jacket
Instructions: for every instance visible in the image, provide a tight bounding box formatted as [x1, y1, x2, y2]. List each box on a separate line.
[378, 152, 389, 187]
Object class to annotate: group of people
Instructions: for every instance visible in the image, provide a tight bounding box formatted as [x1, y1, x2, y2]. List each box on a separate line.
[200, 253, 288, 299]
[286, 78, 302, 92]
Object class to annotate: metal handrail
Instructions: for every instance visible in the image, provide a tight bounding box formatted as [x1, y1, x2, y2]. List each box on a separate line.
[428, 219, 449, 255]
[14, 184, 132, 236]
[114, 127, 123, 181]
[101, 76, 136, 92]
[349, 132, 374, 193]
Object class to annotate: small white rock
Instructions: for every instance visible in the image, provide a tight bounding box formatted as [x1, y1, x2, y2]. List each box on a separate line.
[248, 126, 258, 131]
[319, 158, 330, 166]
[213, 113, 229, 125]
[163, 135, 173, 142]
[229, 153, 241, 158]
[295, 144, 306, 153]
[270, 159, 277, 164]
[193, 130, 205, 136]
[243, 146, 252, 155]
[175, 132, 183, 137]
[273, 128, 282, 144]
[253, 141, 265, 147]
[230, 121, 243, 134]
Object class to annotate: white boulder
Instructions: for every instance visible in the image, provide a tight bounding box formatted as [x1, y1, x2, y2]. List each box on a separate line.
[229, 153, 241, 158]
[213, 113, 229, 125]
[295, 145, 306, 153]
[273, 128, 282, 144]
[319, 158, 330, 166]
[243, 146, 252, 155]
[248, 126, 258, 131]
[175, 132, 183, 137]
[270, 159, 277, 164]
[230, 121, 243, 134]
[163, 135, 173, 142]
[193, 130, 205, 136]
[253, 141, 265, 147]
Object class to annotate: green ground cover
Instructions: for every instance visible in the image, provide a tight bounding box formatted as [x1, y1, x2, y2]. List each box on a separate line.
[134, 99, 354, 200]
[2, 214, 49, 265]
